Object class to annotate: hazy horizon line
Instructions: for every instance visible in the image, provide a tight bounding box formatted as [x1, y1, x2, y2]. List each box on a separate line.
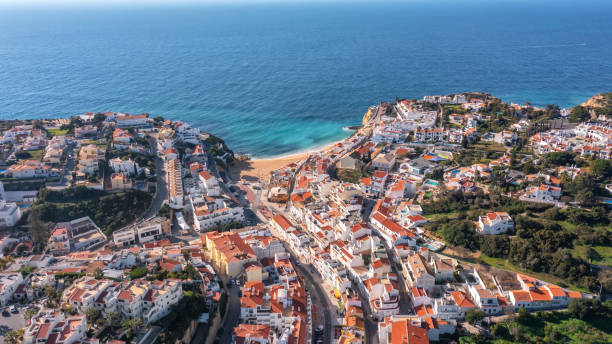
[0, 0, 597, 7]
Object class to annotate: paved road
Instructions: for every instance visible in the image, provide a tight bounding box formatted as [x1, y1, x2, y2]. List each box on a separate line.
[352, 280, 379, 344]
[237, 178, 334, 344]
[46, 142, 77, 189]
[217, 277, 241, 344]
[282, 243, 332, 344]
[142, 140, 167, 219]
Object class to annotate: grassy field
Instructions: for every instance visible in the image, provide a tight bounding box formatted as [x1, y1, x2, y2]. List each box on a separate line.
[487, 315, 611, 344]
[573, 245, 612, 268]
[470, 142, 508, 153]
[336, 168, 362, 184]
[442, 104, 464, 111]
[30, 149, 44, 160]
[423, 210, 460, 220]
[47, 128, 68, 137]
[17, 149, 44, 161]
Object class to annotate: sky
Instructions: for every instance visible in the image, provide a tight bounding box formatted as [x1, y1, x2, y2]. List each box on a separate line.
[0, 0, 580, 6]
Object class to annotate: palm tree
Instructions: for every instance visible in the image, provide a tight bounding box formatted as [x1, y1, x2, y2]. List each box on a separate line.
[121, 318, 142, 339]
[24, 308, 38, 322]
[3, 329, 23, 344]
[93, 267, 104, 279]
[105, 311, 120, 329]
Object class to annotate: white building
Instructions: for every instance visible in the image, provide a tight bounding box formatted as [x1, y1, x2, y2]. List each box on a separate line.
[49, 217, 106, 255]
[165, 158, 184, 209]
[190, 196, 245, 231]
[404, 253, 435, 290]
[113, 217, 168, 246]
[115, 113, 151, 128]
[0, 200, 22, 228]
[77, 144, 102, 175]
[109, 157, 138, 175]
[520, 184, 562, 203]
[24, 310, 87, 344]
[198, 170, 221, 196]
[0, 272, 23, 305]
[6, 160, 54, 179]
[477, 212, 514, 235]
[372, 125, 403, 144]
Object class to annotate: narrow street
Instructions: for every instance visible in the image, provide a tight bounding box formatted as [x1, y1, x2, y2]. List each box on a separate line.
[217, 275, 242, 344]
[282, 243, 333, 344]
[142, 138, 167, 219]
[229, 166, 336, 344]
[352, 280, 379, 344]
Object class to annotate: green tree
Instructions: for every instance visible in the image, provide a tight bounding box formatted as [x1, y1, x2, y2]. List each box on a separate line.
[62, 304, 77, 315]
[459, 334, 488, 344]
[3, 329, 23, 344]
[93, 267, 104, 279]
[129, 267, 148, 279]
[105, 311, 120, 329]
[516, 307, 532, 325]
[590, 159, 612, 180]
[121, 318, 143, 339]
[44, 285, 59, 307]
[569, 106, 590, 122]
[479, 235, 509, 258]
[92, 113, 106, 124]
[24, 308, 38, 322]
[86, 308, 101, 325]
[465, 309, 485, 325]
[28, 210, 51, 251]
[491, 323, 510, 339]
[440, 220, 479, 250]
[568, 298, 602, 320]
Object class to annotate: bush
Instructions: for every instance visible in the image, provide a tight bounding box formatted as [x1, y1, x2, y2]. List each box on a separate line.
[440, 220, 479, 250]
[129, 267, 148, 279]
[479, 235, 509, 258]
[465, 309, 485, 325]
[29, 188, 152, 235]
[567, 299, 604, 320]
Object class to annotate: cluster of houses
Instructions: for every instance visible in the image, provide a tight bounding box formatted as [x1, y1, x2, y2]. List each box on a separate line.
[0, 218, 236, 344]
[530, 122, 611, 159]
[252, 94, 593, 344]
[0, 97, 605, 344]
[0, 112, 161, 195]
[48, 217, 107, 255]
[154, 120, 246, 231]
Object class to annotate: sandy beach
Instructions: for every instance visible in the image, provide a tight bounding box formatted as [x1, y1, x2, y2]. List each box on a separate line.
[228, 139, 345, 183]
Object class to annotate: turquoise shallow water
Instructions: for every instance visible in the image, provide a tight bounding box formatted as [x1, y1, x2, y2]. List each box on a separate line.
[0, 1, 611, 157]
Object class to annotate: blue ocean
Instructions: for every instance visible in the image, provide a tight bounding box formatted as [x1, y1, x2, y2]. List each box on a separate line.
[0, 1, 611, 157]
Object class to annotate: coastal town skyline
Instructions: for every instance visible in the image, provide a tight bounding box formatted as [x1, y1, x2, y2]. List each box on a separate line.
[0, 91, 610, 344]
[1, 0, 610, 157]
[0, 0, 611, 343]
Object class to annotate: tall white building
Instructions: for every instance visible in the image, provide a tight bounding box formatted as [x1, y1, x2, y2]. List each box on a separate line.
[0, 183, 22, 228]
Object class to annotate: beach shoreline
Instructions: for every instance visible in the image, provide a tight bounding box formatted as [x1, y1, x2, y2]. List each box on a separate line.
[228, 137, 348, 183]
[249, 134, 351, 161]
